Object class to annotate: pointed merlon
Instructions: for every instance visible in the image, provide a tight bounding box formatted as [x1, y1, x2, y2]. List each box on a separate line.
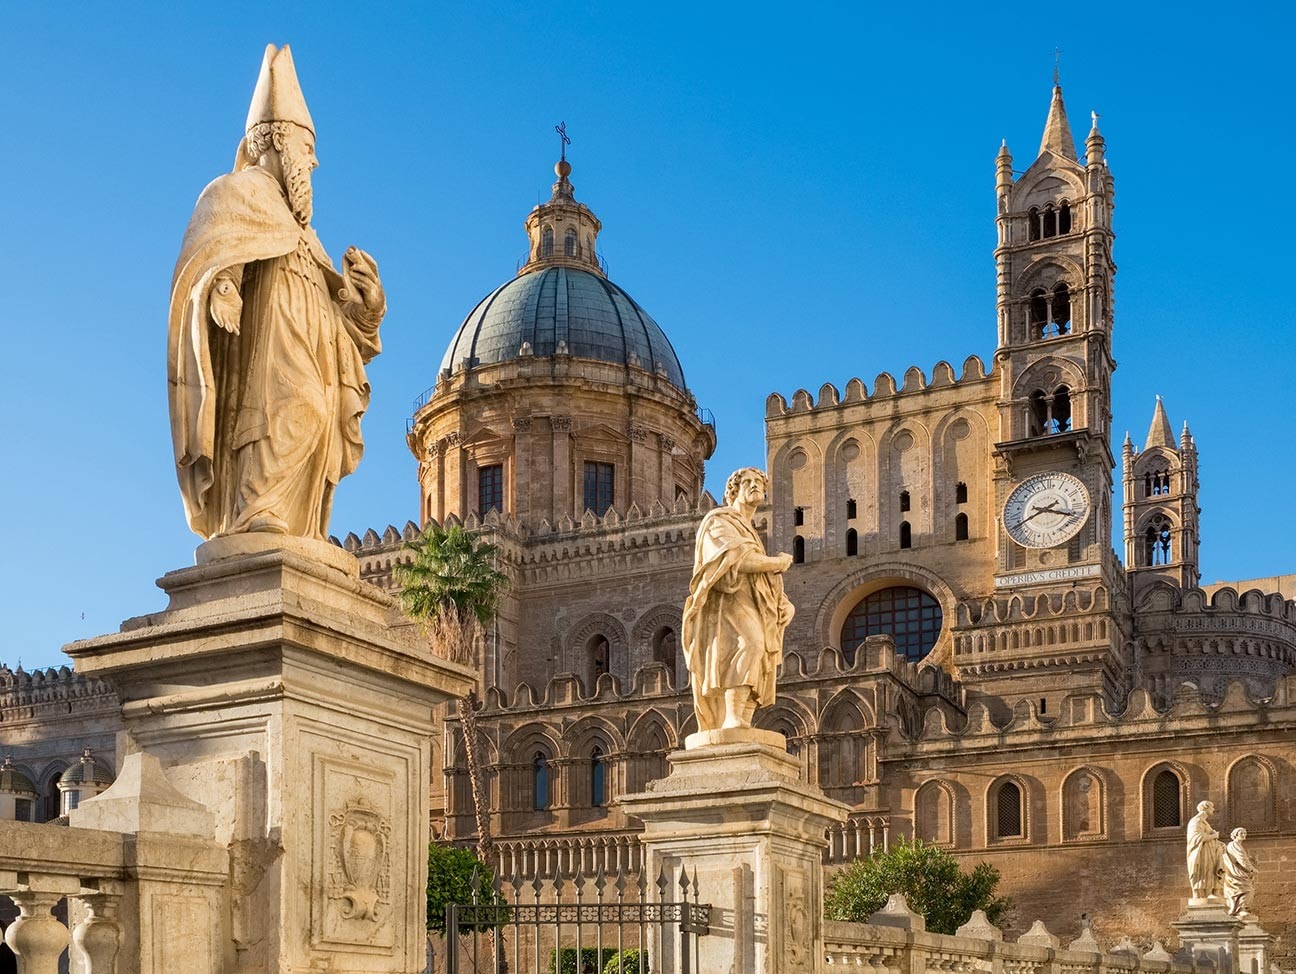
[1145, 396, 1175, 450]
[1039, 84, 1079, 161]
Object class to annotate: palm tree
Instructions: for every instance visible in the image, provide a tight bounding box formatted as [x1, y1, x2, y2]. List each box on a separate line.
[394, 522, 507, 871]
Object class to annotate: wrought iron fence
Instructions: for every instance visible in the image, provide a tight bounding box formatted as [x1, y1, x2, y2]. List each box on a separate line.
[444, 861, 710, 974]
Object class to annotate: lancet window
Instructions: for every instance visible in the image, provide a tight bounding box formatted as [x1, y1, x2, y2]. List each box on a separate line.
[652, 626, 678, 672]
[993, 781, 1024, 839]
[955, 513, 969, 541]
[590, 747, 606, 807]
[533, 753, 550, 811]
[793, 535, 805, 564]
[846, 528, 858, 556]
[899, 521, 912, 549]
[1144, 468, 1171, 497]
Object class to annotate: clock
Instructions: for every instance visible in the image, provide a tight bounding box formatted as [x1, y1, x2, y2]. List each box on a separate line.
[1003, 472, 1090, 549]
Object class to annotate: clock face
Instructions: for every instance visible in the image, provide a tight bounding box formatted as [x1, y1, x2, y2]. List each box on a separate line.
[1003, 472, 1091, 549]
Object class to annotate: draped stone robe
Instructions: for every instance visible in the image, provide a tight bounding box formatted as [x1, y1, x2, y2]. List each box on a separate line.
[169, 166, 381, 540]
[1186, 809, 1224, 898]
[682, 506, 794, 730]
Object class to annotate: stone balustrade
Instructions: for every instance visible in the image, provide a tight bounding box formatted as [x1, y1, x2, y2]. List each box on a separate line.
[822, 900, 1212, 974]
[0, 817, 227, 974]
[824, 814, 890, 863]
[0, 820, 125, 974]
[489, 830, 645, 880]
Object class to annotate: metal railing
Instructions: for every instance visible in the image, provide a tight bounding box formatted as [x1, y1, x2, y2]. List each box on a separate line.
[445, 861, 709, 974]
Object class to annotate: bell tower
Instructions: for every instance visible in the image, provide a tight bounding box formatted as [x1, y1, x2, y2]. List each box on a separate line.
[992, 83, 1118, 583]
[1122, 398, 1201, 596]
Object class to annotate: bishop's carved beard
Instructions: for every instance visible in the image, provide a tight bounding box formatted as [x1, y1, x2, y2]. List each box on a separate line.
[279, 144, 314, 227]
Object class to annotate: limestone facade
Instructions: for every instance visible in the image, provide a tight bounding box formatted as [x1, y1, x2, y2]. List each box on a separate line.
[6, 82, 1296, 964]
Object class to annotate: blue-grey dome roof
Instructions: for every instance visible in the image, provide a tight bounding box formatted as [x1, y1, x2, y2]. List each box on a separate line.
[440, 267, 687, 391]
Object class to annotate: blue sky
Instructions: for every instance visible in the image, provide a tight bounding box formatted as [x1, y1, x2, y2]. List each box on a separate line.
[3, 2, 1292, 671]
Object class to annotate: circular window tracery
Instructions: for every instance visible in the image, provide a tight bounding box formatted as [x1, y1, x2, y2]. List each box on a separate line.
[840, 586, 942, 663]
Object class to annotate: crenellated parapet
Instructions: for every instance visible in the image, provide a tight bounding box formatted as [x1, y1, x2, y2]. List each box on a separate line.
[1133, 581, 1296, 699]
[902, 673, 1296, 750]
[0, 664, 115, 719]
[765, 356, 992, 419]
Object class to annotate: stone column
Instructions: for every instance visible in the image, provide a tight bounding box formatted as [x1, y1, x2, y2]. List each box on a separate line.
[66, 537, 474, 974]
[443, 430, 465, 520]
[620, 733, 848, 974]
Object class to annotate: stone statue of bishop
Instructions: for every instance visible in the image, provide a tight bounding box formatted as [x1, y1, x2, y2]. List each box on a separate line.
[168, 44, 386, 542]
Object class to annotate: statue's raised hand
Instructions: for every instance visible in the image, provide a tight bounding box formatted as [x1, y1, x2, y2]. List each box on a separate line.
[344, 247, 385, 314]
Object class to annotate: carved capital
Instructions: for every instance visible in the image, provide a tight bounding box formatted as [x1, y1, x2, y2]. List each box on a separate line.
[444, 431, 463, 448]
[511, 417, 532, 433]
[659, 433, 677, 451]
[628, 424, 650, 443]
[551, 416, 572, 433]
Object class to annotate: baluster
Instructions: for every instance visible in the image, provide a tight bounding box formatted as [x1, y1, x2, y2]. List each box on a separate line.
[5, 886, 73, 974]
[70, 883, 123, 974]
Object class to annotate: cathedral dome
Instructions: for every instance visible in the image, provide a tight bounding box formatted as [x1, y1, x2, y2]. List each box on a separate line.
[438, 266, 688, 391]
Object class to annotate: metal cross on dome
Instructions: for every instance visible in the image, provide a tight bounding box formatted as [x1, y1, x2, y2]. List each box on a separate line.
[555, 121, 571, 162]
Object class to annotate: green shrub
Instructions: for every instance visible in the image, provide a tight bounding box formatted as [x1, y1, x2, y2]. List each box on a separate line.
[603, 947, 649, 973]
[824, 837, 1011, 935]
[549, 946, 616, 973]
[426, 842, 505, 936]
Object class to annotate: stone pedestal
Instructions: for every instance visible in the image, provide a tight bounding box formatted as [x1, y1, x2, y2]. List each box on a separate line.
[1236, 917, 1275, 974]
[1172, 902, 1243, 974]
[65, 539, 474, 974]
[619, 736, 849, 974]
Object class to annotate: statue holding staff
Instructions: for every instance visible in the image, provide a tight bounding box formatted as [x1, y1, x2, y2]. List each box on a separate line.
[682, 468, 794, 732]
[168, 44, 386, 542]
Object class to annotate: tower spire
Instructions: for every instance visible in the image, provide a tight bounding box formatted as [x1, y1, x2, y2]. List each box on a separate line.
[1039, 81, 1078, 161]
[1145, 395, 1175, 450]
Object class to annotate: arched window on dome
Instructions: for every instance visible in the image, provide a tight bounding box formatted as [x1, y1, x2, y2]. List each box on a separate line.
[541, 227, 554, 257]
[564, 229, 577, 256]
[840, 586, 942, 663]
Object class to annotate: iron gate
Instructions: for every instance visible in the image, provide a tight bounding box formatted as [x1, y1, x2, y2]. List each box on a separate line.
[444, 861, 710, 973]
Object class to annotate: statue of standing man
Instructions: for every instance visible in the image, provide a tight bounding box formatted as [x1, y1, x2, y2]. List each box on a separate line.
[682, 468, 794, 734]
[1186, 800, 1225, 904]
[169, 44, 386, 542]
